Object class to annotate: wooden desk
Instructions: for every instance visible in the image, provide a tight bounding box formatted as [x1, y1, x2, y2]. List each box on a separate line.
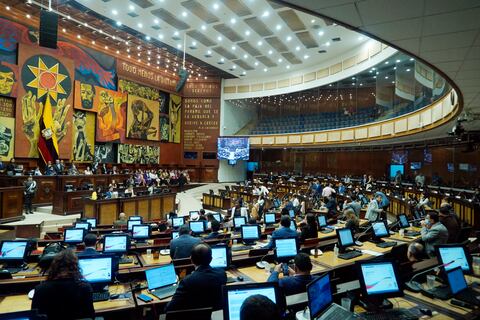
[0, 186, 24, 223]
[311, 251, 374, 269]
[237, 262, 327, 283]
[83, 193, 176, 225]
[389, 227, 422, 242]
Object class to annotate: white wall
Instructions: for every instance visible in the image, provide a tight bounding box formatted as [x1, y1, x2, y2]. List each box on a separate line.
[218, 160, 247, 182]
[221, 99, 257, 136]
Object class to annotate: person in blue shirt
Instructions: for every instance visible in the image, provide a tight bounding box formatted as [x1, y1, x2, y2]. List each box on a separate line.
[204, 220, 221, 240]
[78, 233, 99, 256]
[267, 253, 317, 296]
[170, 224, 202, 259]
[266, 215, 299, 249]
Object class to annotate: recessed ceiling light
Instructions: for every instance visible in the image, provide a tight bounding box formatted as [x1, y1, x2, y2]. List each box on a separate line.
[243, 54, 248, 59]
[276, 24, 282, 30]
[325, 41, 331, 46]
[220, 58, 225, 62]
[177, 44, 181, 49]
[295, 46, 300, 51]
[303, 54, 309, 59]
[391, 81, 395, 84]
[286, 36, 292, 41]
[263, 68, 268, 72]
[207, 50, 212, 55]
[278, 58, 283, 63]
[154, 19, 159, 24]
[242, 71, 246, 75]
[393, 66, 397, 70]
[352, 77, 355, 80]
[6, 6, 10, 10]
[318, 31, 324, 36]
[254, 62, 259, 66]
[286, 65, 290, 69]
[385, 61, 389, 64]
[201, 25, 207, 31]
[137, 23, 143, 28]
[158, 34, 164, 39]
[217, 36, 222, 41]
[396, 59, 401, 63]
[311, 19, 315, 23]
[91, 40, 95, 44]
[257, 41, 263, 46]
[360, 83, 363, 86]
[358, 36, 364, 41]
[409, 58, 414, 61]
[406, 68, 411, 72]
[268, 50, 273, 55]
[116, 21, 122, 26]
[230, 18, 236, 24]
[76, 34, 81, 39]
[26, 14, 31, 19]
[182, 12, 187, 17]
[112, 9, 118, 15]
[245, 30, 251, 36]
[385, 76, 389, 79]
[231, 46, 236, 50]
[232, 65, 237, 69]
[213, 3, 219, 10]
[62, 28, 66, 33]
[145, 36, 151, 41]
[192, 41, 197, 46]
[129, 4, 134, 10]
[262, 10, 270, 17]
[373, 76, 377, 79]
[137, 46, 141, 50]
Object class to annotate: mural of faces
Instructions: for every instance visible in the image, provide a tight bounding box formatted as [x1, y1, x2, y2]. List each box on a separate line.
[0, 65, 15, 96]
[80, 83, 95, 110]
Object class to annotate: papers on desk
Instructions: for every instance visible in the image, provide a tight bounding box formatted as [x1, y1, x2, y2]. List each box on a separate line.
[361, 249, 384, 257]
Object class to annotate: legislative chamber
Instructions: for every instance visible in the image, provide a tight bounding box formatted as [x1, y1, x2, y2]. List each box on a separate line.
[0, 1, 479, 320]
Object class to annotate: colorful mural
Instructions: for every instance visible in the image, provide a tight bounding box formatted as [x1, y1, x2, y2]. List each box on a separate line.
[126, 95, 159, 141]
[117, 144, 159, 164]
[169, 94, 182, 143]
[95, 88, 127, 143]
[72, 111, 95, 162]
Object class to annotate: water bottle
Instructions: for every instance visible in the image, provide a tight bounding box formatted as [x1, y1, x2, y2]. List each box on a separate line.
[334, 244, 339, 257]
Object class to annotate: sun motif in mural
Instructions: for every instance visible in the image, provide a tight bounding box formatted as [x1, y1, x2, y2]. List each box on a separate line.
[25, 57, 67, 102]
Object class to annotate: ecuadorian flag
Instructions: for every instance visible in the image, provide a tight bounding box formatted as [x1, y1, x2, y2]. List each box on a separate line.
[37, 95, 59, 163]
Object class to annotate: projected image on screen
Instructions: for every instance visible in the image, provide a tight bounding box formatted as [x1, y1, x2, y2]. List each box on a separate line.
[0, 242, 27, 259]
[227, 287, 276, 320]
[389, 164, 404, 179]
[79, 258, 112, 283]
[104, 236, 127, 253]
[361, 263, 399, 295]
[217, 137, 249, 161]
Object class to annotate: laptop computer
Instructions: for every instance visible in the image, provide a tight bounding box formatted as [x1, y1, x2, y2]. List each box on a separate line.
[445, 266, 480, 306]
[145, 264, 178, 300]
[307, 273, 356, 320]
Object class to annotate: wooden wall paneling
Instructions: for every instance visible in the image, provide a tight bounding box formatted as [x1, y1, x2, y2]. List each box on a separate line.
[150, 197, 162, 220]
[123, 200, 137, 216]
[99, 203, 118, 225]
[137, 199, 150, 221]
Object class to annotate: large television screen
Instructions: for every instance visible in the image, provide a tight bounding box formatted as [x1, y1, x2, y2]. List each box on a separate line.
[391, 151, 408, 164]
[423, 148, 432, 163]
[390, 164, 404, 179]
[217, 137, 249, 161]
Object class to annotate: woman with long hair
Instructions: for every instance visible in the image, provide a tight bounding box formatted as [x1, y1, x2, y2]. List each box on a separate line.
[32, 249, 95, 320]
[300, 213, 318, 242]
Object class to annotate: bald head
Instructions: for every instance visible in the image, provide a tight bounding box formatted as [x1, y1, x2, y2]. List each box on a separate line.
[191, 243, 212, 266]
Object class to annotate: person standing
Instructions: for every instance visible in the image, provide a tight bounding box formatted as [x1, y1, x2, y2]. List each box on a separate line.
[23, 175, 37, 214]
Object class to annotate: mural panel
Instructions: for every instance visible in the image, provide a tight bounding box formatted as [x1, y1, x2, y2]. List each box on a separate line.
[117, 144, 159, 164]
[126, 95, 159, 141]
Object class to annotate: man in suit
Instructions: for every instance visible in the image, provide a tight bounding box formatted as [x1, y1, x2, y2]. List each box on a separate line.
[53, 159, 64, 175]
[165, 243, 227, 312]
[266, 215, 299, 249]
[365, 194, 383, 221]
[267, 253, 317, 296]
[204, 220, 221, 240]
[169, 224, 201, 259]
[78, 233, 99, 256]
[438, 206, 461, 243]
[421, 211, 448, 257]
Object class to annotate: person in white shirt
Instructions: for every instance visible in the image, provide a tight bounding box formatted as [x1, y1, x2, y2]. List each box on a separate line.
[259, 185, 269, 196]
[252, 186, 260, 195]
[415, 172, 425, 188]
[84, 166, 93, 175]
[321, 184, 336, 197]
[344, 175, 351, 184]
[365, 194, 383, 221]
[292, 195, 300, 208]
[230, 203, 248, 218]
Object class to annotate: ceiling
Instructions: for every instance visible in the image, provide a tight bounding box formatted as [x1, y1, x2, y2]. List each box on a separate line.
[276, 0, 480, 131]
[74, 0, 370, 79]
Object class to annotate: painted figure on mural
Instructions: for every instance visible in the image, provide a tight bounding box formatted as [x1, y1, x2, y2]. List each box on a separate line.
[128, 99, 156, 139]
[0, 65, 15, 95]
[97, 89, 123, 141]
[72, 111, 93, 161]
[80, 83, 95, 110]
[169, 98, 181, 143]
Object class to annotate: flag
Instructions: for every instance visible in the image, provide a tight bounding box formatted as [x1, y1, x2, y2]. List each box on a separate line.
[37, 95, 59, 163]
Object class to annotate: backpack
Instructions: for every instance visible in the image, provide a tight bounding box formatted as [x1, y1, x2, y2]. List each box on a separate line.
[38, 242, 66, 272]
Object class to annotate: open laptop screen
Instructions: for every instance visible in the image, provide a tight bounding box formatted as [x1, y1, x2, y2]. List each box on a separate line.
[146, 264, 177, 290]
[307, 273, 332, 319]
[225, 284, 277, 320]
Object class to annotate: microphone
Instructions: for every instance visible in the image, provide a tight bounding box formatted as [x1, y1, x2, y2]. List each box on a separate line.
[256, 251, 272, 269]
[405, 260, 456, 292]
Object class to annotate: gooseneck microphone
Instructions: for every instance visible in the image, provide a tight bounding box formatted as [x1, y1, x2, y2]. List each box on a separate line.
[405, 260, 456, 292]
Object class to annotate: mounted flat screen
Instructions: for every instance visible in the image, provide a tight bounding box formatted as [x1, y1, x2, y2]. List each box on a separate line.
[217, 137, 249, 161]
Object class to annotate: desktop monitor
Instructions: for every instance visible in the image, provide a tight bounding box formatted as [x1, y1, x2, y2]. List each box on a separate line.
[289, 219, 297, 232]
[372, 221, 390, 241]
[264, 213, 276, 225]
[78, 256, 114, 284]
[189, 211, 200, 218]
[189, 221, 205, 234]
[129, 216, 142, 221]
[145, 264, 177, 290]
[212, 213, 222, 222]
[274, 237, 298, 262]
[436, 245, 471, 274]
[317, 215, 327, 228]
[103, 234, 129, 254]
[397, 214, 410, 229]
[307, 273, 333, 320]
[336, 228, 355, 251]
[288, 209, 295, 218]
[75, 222, 91, 232]
[63, 228, 85, 245]
[85, 218, 97, 229]
[223, 282, 284, 320]
[127, 219, 142, 231]
[171, 217, 185, 228]
[171, 231, 179, 239]
[0, 241, 28, 262]
[357, 260, 403, 299]
[233, 216, 247, 229]
[241, 225, 260, 242]
[210, 245, 231, 269]
[445, 266, 467, 295]
[132, 224, 151, 240]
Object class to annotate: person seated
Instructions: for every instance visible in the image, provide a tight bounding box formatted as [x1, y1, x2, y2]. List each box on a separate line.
[240, 294, 281, 320]
[31, 250, 95, 320]
[299, 213, 318, 242]
[323, 195, 337, 218]
[438, 206, 461, 243]
[33, 166, 42, 176]
[230, 202, 248, 217]
[68, 163, 79, 175]
[114, 212, 128, 228]
[407, 242, 426, 262]
[343, 195, 361, 217]
[266, 215, 299, 249]
[267, 253, 316, 295]
[421, 211, 448, 257]
[365, 193, 383, 221]
[165, 243, 227, 312]
[169, 224, 202, 260]
[124, 184, 135, 197]
[45, 161, 55, 176]
[105, 186, 114, 199]
[343, 209, 359, 234]
[204, 220, 221, 240]
[83, 166, 93, 175]
[54, 159, 64, 175]
[78, 233, 99, 256]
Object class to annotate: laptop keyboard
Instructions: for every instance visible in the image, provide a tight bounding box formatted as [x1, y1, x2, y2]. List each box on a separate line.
[404, 231, 420, 237]
[338, 250, 362, 260]
[376, 241, 397, 248]
[456, 290, 480, 305]
[151, 286, 177, 300]
[119, 257, 133, 264]
[92, 291, 110, 302]
[321, 228, 334, 234]
[363, 308, 417, 320]
[231, 245, 253, 252]
[322, 304, 354, 320]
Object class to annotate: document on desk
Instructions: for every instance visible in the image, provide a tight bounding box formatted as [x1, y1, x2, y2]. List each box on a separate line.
[361, 249, 384, 257]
